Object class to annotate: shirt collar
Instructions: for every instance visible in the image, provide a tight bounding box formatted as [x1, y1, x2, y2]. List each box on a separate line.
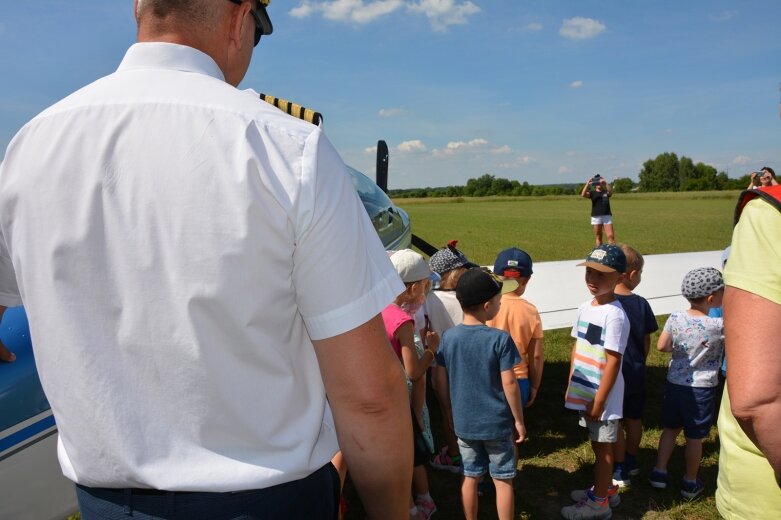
[117, 42, 225, 82]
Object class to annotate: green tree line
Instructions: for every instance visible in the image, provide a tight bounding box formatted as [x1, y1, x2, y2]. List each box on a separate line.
[389, 152, 755, 198]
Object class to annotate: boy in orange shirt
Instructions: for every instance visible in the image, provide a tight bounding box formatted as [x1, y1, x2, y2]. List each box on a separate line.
[487, 247, 544, 407]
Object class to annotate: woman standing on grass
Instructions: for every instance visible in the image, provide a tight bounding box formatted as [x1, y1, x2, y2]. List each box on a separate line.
[581, 174, 615, 246]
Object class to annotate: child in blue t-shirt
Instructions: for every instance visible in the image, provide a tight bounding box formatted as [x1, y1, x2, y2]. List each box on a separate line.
[612, 244, 658, 486]
[649, 267, 724, 500]
[435, 268, 525, 520]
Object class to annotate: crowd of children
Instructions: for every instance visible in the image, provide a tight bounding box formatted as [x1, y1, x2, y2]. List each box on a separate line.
[361, 237, 726, 520]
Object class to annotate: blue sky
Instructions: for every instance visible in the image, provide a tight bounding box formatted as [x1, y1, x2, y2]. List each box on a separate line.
[1, 1, 779, 189]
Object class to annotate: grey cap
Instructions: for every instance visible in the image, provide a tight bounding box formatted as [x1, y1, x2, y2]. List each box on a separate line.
[681, 267, 724, 299]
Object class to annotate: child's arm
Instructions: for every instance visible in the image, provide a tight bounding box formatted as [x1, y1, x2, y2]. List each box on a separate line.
[656, 330, 673, 353]
[398, 322, 437, 382]
[527, 337, 544, 406]
[585, 350, 622, 421]
[501, 368, 526, 444]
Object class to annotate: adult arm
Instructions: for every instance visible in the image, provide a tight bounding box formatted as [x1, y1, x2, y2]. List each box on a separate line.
[526, 337, 544, 406]
[605, 179, 613, 197]
[580, 179, 592, 198]
[748, 172, 757, 189]
[585, 350, 622, 421]
[723, 286, 781, 479]
[500, 369, 526, 443]
[313, 314, 412, 519]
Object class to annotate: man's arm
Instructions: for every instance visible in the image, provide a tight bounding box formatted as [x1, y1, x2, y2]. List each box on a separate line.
[527, 337, 543, 406]
[500, 369, 526, 443]
[313, 314, 412, 519]
[724, 286, 781, 479]
[585, 350, 622, 421]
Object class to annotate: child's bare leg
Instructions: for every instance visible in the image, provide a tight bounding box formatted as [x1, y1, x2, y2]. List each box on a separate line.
[654, 427, 682, 472]
[412, 464, 429, 496]
[593, 224, 604, 246]
[613, 421, 626, 464]
[683, 437, 703, 481]
[493, 477, 515, 520]
[604, 223, 615, 244]
[625, 418, 643, 460]
[461, 475, 479, 520]
[591, 441, 614, 498]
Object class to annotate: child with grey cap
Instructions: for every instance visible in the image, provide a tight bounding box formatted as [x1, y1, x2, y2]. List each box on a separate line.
[649, 267, 725, 500]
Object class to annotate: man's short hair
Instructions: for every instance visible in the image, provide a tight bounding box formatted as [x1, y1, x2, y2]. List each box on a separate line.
[137, 0, 221, 28]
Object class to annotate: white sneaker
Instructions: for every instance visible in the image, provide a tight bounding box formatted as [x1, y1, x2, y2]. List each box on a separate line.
[570, 486, 620, 508]
[561, 496, 612, 519]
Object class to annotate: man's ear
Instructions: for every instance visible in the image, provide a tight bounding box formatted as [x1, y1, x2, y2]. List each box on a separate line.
[227, 1, 251, 49]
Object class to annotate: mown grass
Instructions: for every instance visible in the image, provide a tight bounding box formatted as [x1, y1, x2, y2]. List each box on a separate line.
[397, 191, 738, 265]
[344, 315, 722, 519]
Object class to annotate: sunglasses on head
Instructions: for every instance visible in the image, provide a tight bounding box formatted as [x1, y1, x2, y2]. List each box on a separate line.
[227, 0, 273, 46]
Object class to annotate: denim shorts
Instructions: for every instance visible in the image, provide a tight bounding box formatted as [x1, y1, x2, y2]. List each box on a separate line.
[661, 381, 716, 439]
[578, 413, 620, 443]
[517, 378, 530, 407]
[457, 435, 517, 480]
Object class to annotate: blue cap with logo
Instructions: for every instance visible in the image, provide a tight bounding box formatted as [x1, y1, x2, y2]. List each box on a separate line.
[577, 244, 627, 274]
[493, 247, 533, 278]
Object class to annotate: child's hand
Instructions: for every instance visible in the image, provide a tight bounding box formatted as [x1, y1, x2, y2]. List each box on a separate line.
[424, 330, 440, 352]
[514, 421, 526, 444]
[585, 399, 605, 422]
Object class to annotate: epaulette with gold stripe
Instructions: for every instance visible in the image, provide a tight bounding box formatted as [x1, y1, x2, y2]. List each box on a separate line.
[259, 93, 323, 126]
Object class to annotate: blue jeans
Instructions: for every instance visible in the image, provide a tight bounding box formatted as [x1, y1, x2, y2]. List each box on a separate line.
[458, 436, 517, 480]
[75, 463, 340, 520]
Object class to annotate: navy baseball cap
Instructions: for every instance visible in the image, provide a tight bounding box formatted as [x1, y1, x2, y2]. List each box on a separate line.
[493, 247, 533, 278]
[429, 240, 478, 274]
[577, 244, 627, 274]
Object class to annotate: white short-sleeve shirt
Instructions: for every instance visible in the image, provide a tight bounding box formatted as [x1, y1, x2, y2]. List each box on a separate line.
[0, 43, 404, 491]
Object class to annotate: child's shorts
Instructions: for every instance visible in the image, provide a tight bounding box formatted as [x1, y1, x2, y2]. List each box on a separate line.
[661, 381, 716, 439]
[590, 215, 613, 225]
[517, 377, 530, 407]
[622, 381, 646, 420]
[578, 413, 620, 443]
[457, 435, 517, 480]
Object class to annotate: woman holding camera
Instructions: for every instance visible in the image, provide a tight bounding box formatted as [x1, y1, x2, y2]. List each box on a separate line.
[748, 166, 778, 190]
[581, 174, 615, 246]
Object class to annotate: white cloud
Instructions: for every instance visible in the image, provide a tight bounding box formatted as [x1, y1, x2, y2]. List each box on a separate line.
[522, 22, 543, 32]
[363, 146, 377, 154]
[570, 80, 584, 89]
[447, 138, 487, 150]
[709, 11, 737, 22]
[378, 108, 404, 117]
[559, 17, 606, 40]
[558, 166, 571, 174]
[407, 0, 481, 31]
[290, 0, 405, 24]
[490, 145, 513, 155]
[497, 155, 536, 168]
[397, 139, 428, 152]
[289, 0, 479, 29]
[732, 155, 751, 165]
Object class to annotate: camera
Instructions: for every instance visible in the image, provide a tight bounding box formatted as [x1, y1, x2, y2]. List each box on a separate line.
[592, 175, 602, 184]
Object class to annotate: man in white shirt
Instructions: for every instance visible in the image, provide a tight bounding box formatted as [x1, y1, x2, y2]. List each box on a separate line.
[0, 1, 412, 518]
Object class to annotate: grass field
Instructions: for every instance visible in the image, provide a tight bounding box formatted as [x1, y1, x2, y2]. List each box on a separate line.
[339, 192, 736, 519]
[397, 191, 738, 265]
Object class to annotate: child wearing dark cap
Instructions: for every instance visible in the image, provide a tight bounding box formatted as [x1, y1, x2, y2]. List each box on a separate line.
[649, 267, 725, 500]
[487, 247, 544, 408]
[562, 244, 630, 520]
[435, 268, 526, 520]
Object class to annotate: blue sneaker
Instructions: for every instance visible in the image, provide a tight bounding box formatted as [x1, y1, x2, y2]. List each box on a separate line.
[681, 478, 705, 500]
[625, 459, 639, 477]
[649, 469, 668, 489]
[612, 464, 631, 488]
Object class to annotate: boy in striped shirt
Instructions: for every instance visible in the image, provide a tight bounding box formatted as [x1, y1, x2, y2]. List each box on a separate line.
[561, 245, 630, 520]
